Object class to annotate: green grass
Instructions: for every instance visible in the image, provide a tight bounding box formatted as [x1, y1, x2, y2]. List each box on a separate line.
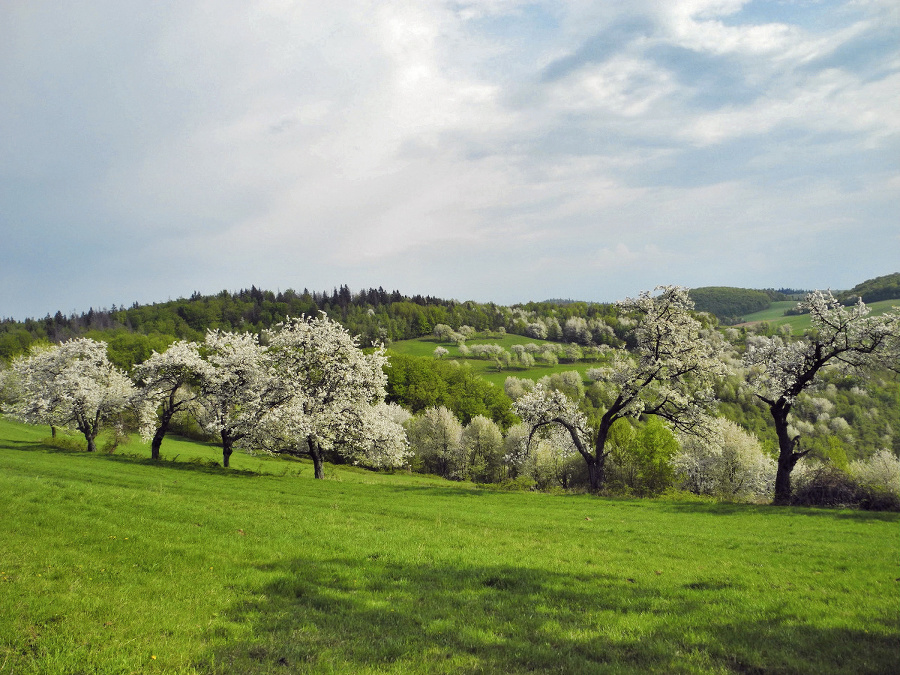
[2, 416, 898, 674]
[740, 299, 900, 334]
[389, 335, 598, 386]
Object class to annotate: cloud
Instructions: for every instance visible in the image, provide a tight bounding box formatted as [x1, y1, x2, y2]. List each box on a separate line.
[0, 0, 897, 318]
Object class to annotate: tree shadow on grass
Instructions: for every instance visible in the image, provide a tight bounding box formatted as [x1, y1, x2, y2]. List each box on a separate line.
[200, 555, 898, 674]
[1, 435, 268, 479]
[657, 500, 900, 523]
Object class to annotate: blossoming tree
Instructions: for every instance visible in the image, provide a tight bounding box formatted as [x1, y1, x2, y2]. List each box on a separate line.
[406, 406, 464, 478]
[133, 340, 208, 460]
[8, 338, 135, 452]
[194, 330, 283, 468]
[252, 314, 407, 478]
[515, 286, 726, 492]
[744, 291, 900, 504]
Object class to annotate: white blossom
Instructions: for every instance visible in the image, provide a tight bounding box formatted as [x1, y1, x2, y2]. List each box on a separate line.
[8, 338, 135, 452]
[194, 330, 278, 467]
[515, 286, 725, 492]
[406, 406, 464, 479]
[253, 314, 400, 477]
[850, 450, 900, 496]
[743, 290, 899, 503]
[133, 340, 208, 458]
[675, 418, 775, 499]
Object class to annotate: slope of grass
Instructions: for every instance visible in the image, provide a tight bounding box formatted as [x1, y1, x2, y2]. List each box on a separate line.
[1, 416, 898, 674]
[388, 335, 598, 387]
[739, 299, 900, 334]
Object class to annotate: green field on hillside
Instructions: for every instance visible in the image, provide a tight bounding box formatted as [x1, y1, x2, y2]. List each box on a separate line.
[2, 417, 898, 674]
[740, 299, 900, 334]
[388, 335, 599, 387]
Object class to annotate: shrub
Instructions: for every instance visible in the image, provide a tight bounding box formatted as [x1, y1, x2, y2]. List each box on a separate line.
[791, 457, 900, 511]
[791, 464, 859, 508]
[674, 419, 775, 500]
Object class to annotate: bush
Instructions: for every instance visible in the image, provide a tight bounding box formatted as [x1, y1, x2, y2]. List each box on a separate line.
[850, 450, 900, 511]
[674, 419, 774, 501]
[791, 458, 900, 511]
[791, 465, 858, 508]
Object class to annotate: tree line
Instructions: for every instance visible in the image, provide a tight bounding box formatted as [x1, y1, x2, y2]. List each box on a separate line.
[0, 285, 630, 365]
[1, 287, 899, 508]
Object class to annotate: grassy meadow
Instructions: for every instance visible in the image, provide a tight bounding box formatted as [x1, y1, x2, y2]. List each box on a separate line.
[1, 417, 898, 674]
[739, 299, 900, 334]
[388, 334, 598, 386]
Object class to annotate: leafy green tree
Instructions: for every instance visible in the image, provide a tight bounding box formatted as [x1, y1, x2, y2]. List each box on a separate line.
[460, 415, 504, 483]
[385, 353, 514, 428]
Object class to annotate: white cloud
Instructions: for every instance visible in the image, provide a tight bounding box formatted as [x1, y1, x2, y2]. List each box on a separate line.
[0, 0, 897, 318]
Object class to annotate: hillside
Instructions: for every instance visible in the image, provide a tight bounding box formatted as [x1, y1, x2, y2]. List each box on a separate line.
[3, 275, 897, 365]
[688, 287, 775, 324]
[1, 417, 897, 674]
[839, 272, 900, 304]
[0, 286, 619, 366]
[688, 273, 899, 325]
[739, 298, 900, 333]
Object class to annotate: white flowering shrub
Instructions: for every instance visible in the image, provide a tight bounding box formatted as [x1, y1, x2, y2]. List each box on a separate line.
[460, 415, 504, 483]
[433, 324, 454, 341]
[850, 450, 900, 497]
[523, 425, 582, 490]
[675, 418, 775, 500]
[344, 402, 410, 470]
[406, 406, 464, 478]
[525, 322, 548, 339]
[504, 376, 534, 401]
[537, 371, 584, 402]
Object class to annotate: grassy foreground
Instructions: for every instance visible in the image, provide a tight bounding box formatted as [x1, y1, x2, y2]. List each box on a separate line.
[1, 418, 898, 674]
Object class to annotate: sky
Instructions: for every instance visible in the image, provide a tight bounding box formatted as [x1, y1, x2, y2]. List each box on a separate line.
[2, 0, 898, 320]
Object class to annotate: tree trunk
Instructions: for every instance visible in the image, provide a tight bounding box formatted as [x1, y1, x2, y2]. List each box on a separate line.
[585, 416, 613, 493]
[586, 454, 608, 493]
[85, 434, 97, 453]
[222, 430, 234, 468]
[309, 437, 325, 479]
[771, 401, 801, 506]
[50, 425, 57, 439]
[150, 407, 176, 461]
